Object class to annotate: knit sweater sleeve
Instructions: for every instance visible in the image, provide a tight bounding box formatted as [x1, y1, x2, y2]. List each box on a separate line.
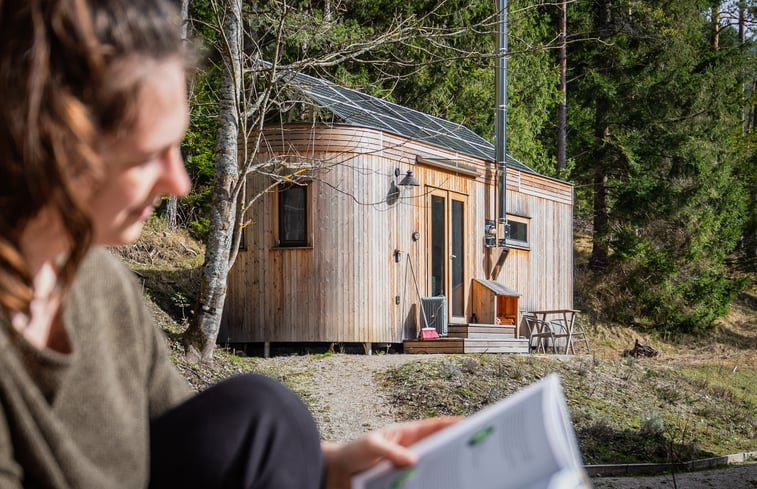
[0, 249, 195, 488]
[0, 395, 23, 489]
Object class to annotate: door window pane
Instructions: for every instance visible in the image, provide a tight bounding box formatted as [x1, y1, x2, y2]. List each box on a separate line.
[451, 199, 464, 317]
[431, 195, 445, 297]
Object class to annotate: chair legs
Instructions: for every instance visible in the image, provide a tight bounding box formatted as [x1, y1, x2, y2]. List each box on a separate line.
[526, 317, 557, 354]
[527, 315, 592, 354]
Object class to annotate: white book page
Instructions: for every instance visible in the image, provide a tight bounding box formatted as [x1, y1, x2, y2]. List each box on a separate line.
[352, 374, 583, 489]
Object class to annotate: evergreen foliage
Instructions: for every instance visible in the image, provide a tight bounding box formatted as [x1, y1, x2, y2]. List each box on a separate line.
[568, 0, 754, 332]
[178, 0, 220, 240]
[330, 0, 562, 175]
[183, 0, 755, 336]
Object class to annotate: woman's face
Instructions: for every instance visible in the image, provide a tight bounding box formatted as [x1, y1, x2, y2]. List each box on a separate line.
[90, 59, 191, 245]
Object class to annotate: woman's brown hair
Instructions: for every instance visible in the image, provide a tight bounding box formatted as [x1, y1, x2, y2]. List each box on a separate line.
[0, 0, 185, 313]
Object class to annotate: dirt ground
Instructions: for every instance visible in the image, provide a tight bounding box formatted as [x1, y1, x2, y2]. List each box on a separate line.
[167, 284, 756, 489]
[250, 352, 756, 489]
[591, 462, 757, 489]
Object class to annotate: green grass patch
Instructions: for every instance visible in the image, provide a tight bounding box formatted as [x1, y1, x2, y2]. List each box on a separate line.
[677, 366, 757, 407]
[377, 355, 757, 465]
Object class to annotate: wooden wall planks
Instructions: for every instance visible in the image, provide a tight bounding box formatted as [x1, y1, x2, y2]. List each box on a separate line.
[220, 124, 573, 344]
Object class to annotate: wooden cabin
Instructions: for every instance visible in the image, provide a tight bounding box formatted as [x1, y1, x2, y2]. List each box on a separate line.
[220, 73, 573, 354]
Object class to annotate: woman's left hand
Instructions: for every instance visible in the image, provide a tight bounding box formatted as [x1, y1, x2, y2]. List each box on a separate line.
[321, 416, 461, 489]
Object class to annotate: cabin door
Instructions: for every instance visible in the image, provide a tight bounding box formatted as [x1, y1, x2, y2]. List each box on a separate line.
[427, 188, 467, 323]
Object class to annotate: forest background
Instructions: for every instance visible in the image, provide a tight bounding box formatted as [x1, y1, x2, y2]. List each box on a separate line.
[163, 0, 757, 362]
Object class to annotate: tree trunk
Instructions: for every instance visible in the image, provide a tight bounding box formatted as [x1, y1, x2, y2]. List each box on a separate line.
[556, 0, 567, 172]
[589, 162, 609, 271]
[711, 3, 720, 51]
[165, 0, 193, 230]
[183, 0, 242, 364]
[589, 102, 610, 272]
[738, 0, 746, 44]
[588, 0, 611, 272]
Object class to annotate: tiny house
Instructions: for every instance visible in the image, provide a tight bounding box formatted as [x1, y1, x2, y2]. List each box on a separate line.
[220, 74, 573, 353]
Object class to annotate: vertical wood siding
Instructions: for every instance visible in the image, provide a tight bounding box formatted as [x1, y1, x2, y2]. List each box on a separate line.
[220, 125, 573, 344]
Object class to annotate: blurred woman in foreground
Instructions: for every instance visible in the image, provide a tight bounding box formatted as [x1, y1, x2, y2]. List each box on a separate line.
[0, 1, 455, 487]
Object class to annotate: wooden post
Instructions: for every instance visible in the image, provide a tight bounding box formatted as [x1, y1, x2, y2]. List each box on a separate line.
[263, 341, 270, 358]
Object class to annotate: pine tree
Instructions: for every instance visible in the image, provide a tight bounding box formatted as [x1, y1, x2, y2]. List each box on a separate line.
[569, 0, 753, 332]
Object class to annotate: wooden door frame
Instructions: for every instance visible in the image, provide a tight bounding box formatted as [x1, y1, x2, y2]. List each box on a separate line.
[425, 186, 469, 324]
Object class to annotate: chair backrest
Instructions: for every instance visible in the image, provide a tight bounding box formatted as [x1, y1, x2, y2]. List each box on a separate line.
[525, 316, 552, 336]
[549, 319, 568, 334]
[524, 316, 540, 335]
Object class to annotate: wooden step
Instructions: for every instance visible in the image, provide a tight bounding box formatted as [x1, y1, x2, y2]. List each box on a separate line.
[447, 324, 516, 339]
[403, 337, 529, 354]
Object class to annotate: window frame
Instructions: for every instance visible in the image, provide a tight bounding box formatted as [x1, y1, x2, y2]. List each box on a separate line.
[505, 214, 530, 250]
[274, 180, 312, 248]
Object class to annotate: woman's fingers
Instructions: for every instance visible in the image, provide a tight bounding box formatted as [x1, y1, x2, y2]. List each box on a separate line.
[383, 416, 462, 447]
[321, 416, 463, 488]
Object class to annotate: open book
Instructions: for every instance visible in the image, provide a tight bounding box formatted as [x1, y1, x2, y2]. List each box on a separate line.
[352, 374, 591, 489]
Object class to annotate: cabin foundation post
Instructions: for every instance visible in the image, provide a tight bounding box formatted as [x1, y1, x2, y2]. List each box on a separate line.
[363, 342, 372, 355]
[263, 341, 270, 358]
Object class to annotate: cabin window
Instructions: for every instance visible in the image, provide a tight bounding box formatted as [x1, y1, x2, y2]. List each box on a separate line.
[277, 183, 309, 247]
[506, 215, 529, 248]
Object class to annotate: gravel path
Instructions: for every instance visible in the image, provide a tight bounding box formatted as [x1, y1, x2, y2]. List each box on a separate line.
[265, 353, 428, 441]
[592, 463, 757, 489]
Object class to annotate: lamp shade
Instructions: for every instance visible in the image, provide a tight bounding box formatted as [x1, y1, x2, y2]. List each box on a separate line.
[398, 170, 419, 187]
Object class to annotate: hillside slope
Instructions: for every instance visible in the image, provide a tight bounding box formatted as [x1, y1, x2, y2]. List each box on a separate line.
[114, 219, 756, 468]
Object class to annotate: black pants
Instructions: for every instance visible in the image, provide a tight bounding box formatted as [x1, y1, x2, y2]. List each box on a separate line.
[148, 374, 324, 489]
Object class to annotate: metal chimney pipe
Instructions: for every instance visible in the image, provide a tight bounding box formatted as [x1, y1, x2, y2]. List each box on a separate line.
[495, 0, 508, 225]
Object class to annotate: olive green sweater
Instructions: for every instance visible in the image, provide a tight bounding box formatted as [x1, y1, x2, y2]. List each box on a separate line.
[0, 248, 193, 488]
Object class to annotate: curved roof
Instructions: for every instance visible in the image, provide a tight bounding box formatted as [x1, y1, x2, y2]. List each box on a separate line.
[288, 71, 538, 175]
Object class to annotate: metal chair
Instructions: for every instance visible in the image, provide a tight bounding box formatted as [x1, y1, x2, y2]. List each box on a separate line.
[547, 319, 572, 354]
[525, 316, 557, 354]
[570, 318, 591, 353]
[550, 318, 591, 354]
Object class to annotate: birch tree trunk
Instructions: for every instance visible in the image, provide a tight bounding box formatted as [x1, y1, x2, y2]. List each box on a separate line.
[183, 0, 242, 364]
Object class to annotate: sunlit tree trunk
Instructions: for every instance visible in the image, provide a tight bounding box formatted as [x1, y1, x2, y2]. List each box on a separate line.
[711, 2, 720, 51]
[183, 0, 242, 364]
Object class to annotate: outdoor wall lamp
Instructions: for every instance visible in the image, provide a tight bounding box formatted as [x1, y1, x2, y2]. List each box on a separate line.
[396, 169, 419, 187]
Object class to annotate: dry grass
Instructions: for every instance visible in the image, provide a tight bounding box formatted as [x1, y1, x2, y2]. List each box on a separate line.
[112, 218, 205, 321]
[379, 351, 756, 464]
[127, 218, 756, 465]
[584, 285, 757, 369]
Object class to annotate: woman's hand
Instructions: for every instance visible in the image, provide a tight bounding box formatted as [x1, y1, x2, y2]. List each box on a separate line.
[321, 416, 460, 489]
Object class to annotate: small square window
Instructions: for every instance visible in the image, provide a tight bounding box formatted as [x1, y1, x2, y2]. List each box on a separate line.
[505, 215, 529, 248]
[507, 220, 527, 243]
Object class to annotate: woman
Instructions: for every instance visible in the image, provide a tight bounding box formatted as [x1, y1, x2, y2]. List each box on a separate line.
[0, 1, 455, 488]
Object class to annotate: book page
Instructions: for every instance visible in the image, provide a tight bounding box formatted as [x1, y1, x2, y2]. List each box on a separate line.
[352, 374, 584, 489]
[545, 378, 584, 470]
